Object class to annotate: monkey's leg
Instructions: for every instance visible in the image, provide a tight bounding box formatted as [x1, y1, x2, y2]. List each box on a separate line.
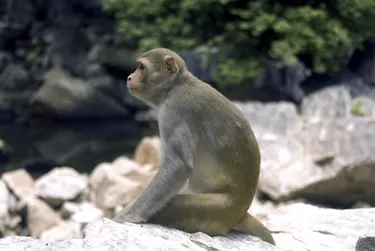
[232, 213, 275, 245]
[148, 193, 245, 236]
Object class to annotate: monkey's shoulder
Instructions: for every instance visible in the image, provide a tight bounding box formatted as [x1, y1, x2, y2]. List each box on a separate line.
[162, 82, 248, 126]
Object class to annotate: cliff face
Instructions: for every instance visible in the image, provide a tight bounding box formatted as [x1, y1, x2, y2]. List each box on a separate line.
[0, 0, 144, 122]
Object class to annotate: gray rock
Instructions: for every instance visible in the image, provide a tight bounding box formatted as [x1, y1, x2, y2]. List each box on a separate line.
[179, 49, 220, 83]
[227, 102, 317, 201]
[342, 72, 375, 101]
[35, 167, 88, 206]
[301, 85, 352, 119]
[0, 63, 31, 92]
[234, 101, 303, 138]
[352, 39, 375, 86]
[267, 203, 375, 251]
[4, 0, 35, 29]
[40, 221, 82, 242]
[0, 218, 284, 251]
[256, 116, 375, 205]
[88, 44, 138, 72]
[0, 52, 11, 72]
[48, 26, 91, 77]
[69, 202, 103, 224]
[255, 60, 307, 101]
[297, 118, 375, 206]
[256, 135, 319, 201]
[31, 68, 129, 119]
[28, 118, 140, 169]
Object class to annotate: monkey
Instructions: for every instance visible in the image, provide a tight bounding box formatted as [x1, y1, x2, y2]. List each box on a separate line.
[112, 48, 275, 245]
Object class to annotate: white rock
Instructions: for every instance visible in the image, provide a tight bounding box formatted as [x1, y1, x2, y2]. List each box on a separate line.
[35, 167, 88, 206]
[61, 202, 82, 218]
[70, 203, 103, 224]
[267, 203, 375, 251]
[40, 221, 82, 242]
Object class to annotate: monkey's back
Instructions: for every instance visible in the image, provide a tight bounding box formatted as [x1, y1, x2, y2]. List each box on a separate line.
[160, 78, 261, 202]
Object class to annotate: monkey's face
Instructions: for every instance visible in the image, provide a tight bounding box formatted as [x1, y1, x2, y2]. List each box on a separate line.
[126, 53, 179, 103]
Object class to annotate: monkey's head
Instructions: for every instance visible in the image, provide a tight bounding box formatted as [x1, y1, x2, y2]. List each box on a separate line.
[126, 48, 187, 105]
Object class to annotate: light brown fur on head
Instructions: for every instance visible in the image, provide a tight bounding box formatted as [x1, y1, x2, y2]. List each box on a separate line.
[126, 48, 188, 107]
[137, 48, 187, 72]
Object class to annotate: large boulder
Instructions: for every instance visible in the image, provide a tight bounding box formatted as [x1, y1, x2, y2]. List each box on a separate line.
[233, 101, 316, 200]
[234, 97, 375, 207]
[233, 101, 303, 138]
[350, 38, 375, 87]
[301, 85, 352, 119]
[267, 203, 375, 251]
[296, 117, 375, 206]
[31, 68, 129, 119]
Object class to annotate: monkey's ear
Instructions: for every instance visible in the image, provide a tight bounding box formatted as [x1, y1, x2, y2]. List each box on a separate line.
[164, 55, 179, 74]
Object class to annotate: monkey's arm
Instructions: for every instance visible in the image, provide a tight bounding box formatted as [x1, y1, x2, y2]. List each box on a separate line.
[113, 126, 193, 224]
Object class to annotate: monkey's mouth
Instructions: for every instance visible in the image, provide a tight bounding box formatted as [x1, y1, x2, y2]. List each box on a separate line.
[127, 82, 137, 89]
[127, 85, 141, 94]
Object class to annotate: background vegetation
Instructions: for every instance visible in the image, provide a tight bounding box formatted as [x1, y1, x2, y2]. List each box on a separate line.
[103, 0, 375, 85]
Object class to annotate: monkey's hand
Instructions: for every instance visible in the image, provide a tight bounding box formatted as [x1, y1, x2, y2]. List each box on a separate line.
[112, 199, 147, 224]
[112, 212, 146, 224]
[113, 124, 193, 225]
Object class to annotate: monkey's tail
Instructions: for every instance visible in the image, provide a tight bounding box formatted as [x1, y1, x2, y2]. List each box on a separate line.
[232, 213, 276, 246]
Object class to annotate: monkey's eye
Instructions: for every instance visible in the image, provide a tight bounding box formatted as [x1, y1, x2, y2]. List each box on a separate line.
[138, 63, 145, 70]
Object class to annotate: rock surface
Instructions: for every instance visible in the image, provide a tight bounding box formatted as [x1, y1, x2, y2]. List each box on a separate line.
[0, 218, 284, 251]
[39, 221, 82, 242]
[25, 197, 62, 238]
[35, 167, 88, 206]
[301, 85, 352, 118]
[267, 203, 375, 251]
[31, 68, 129, 119]
[234, 85, 375, 207]
[0, 202, 374, 251]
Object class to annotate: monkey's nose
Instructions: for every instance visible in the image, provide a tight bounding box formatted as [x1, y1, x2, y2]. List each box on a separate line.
[127, 76, 132, 81]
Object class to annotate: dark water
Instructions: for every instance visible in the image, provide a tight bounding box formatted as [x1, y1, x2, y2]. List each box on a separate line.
[0, 118, 157, 176]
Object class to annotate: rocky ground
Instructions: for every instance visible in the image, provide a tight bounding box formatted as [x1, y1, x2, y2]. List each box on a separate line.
[0, 85, 374, 250]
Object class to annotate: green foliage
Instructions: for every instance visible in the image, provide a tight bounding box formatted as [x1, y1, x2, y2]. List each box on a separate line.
[351, 98, 365, 117]
[103, 0, 375, 85]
